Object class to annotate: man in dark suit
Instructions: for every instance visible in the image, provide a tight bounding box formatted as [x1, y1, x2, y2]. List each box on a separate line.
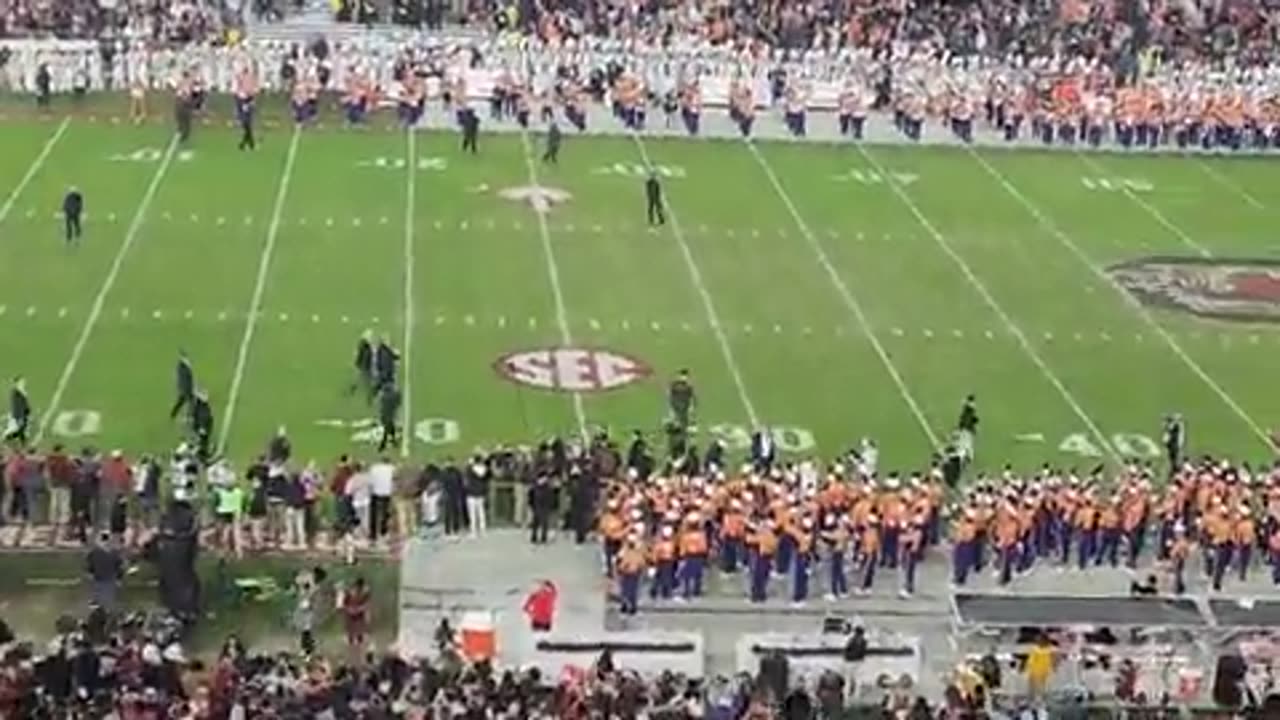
[645, 171, 665, 225]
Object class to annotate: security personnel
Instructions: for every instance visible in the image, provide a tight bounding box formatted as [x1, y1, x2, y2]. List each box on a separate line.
[6, 377, 31, 445]
[645, 171, 665, 226]
[63, 186, 83, 244]
[377, 382, 402, 453]
[617, 538, 645, 615]
[667, 369, 695, 431]
[649, 526, 677, 600]
[190, 390, 214, 461]
[678, 514, 708, 599]
[543, 121, 561, 164]
[170, 351, 194, 419]
[349, 331, 374, 401]
[373, 335, 399, 396]
[1167, 523, 1191, 594]
[460, 110, 479, 154]
[901, 518, 924, 597]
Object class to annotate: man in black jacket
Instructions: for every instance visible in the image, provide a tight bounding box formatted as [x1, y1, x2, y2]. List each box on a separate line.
[528, 474, 554, 544]
[440, 458, 464, 535]
[63, 186, 83, 244]
[6, 376, 30, 445]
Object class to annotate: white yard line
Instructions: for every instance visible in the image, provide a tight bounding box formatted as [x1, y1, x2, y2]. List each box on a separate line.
[216, 125, 302, 455]
[35, 135, 179, 443]
[745, 141, 940, 450]
[517, 128, 588, 438]
[970, 147, 1273, 449]
[629, 132, 760, 426]
[1076, 153, 1211, 257]
[401, 128, 416, 458]
[853, 143, 1119, 462]
[0, 117, 70, 225]
[1196, 159, 1264, 210]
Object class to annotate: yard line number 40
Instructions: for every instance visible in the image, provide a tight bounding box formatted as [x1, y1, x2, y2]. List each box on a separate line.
[1059, 432, 1161, 458]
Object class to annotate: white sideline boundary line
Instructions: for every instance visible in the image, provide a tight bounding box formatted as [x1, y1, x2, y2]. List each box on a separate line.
[517, 127, 588, 438]
[629, 131, 760, 427]
[1196, 158, 1264, 210]
[35, 135, 180, 443]
[401, 128, 416, 458]
[970, 148, 1272, 449]
[0, 117, 70, 225]
[853, 142, 1120, 462]
[217, 125, 302, 455]
[1076, 153, 1211, 257]
[745, 140, 941, 450]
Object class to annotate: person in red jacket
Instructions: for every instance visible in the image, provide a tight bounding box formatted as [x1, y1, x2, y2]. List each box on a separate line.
[523, 580, 558, 632]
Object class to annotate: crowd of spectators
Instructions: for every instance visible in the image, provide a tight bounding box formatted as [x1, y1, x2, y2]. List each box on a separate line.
[0, 0, 247, 42]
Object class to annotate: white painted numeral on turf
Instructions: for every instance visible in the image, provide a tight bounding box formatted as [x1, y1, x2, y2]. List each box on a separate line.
[600, 162, 686, 179]
[51, 409, 101, 438]
[709, 424, 816, 453]
[1111, 433, 1160, 458]
[1080, 177, 1153, 193]
[362, 156, 446, 171]
[414, 418, 460, 445]
[110, 148, 193, 163]
[1059, 432, 1159, 458]
[833, 169, 920, 185]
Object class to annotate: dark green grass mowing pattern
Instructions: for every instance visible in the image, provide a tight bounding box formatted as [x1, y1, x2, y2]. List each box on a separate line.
[0, 112, 1278, 472]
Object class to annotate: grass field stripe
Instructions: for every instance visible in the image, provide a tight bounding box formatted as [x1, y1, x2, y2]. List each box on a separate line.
[970, 147, 1273, 449]
[630, 132, 759, 426]
[35, 134, 179, 444]
[1195, 159, 1264, 210]
[858, 143, 1119, 461]
[217, 125, 302, 455]
[0, 117, 69, 226]
[516, 127, 587, 437]
[746, 141, 939, 449]
[400, 129, 416, 458]
[1076, 153, 1210, 257]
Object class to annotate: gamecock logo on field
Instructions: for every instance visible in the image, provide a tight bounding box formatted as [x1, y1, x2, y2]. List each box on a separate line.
[494, 347, 652, 393]
[1108, 256, 1280, 323]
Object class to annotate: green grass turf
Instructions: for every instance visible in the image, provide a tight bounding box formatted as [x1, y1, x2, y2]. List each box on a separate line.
[1, 103, 1279, 474]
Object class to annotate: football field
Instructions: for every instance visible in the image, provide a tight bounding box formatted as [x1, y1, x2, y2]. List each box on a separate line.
[1, 109, 1278, 472]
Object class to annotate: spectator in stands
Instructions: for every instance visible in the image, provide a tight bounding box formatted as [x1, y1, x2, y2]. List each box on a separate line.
[1025, 634, 1055, 698]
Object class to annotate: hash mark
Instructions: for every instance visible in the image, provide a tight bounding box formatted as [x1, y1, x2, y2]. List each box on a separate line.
[826, 229, 838, 239]
[107, 213, 116, 222]
[183, 310, 193, 320]
[698, 224, 709, 234]
[985, 330, 994, 339]
[299, 217, 307, 226]
[497, 316, 506, 328]
[892, 327, 904, 337]
[433, 220, 443, 230]
[380, 216, 388, 225]
[340, 315, 350, 324]
[57, 307, 68, 318]
[952, 329, 964, 338]
[486, 219, 496, 230]
[803, 326, 813, 335]
[434, 315, 445, 326]
[24, 209, 33, 219]
[682, 322, 693, 332]
[743, 324, 753, 334]
[162, 212, 172, 220]
[592, 225, 603, 233]
[311, 314, 320, 323]
[751, 229, 760, 238]
[464, 314, 475, 326]
[1073, 332, 1083, 341]
[651, 321, 662, 332]
[325, 218, 334, 227]
[216, 311, 227, 321]
[352, 218, 362, 227]
[24, 306, 34, 317]
[278, 313, 289, 322]
[190, 214, 199, 223]
[835, 326, 845, 336]
[1250, 334, 1260, 344]
[152, 310, 163, 319]
[1135, 334, 1144, 342]
[589, 318, 601, 330]
[773, 324, 782, 334]
[530, 317, 539, 329]
[371, 316, 381, 324]
[460, 220, 468, 231]
[564, 223, 575, 233]
[923, 328, 934, 338]
[1042, 332, 1053, 340]
[725, 228, 736, 238]
[243, 216, 252, 225]
[514, 220, 523, 231]
[216, 216, 226, 226]
[1100, 332, 1111, 341]
[121, 308, 129, 319]
[0, 305, 5, 316]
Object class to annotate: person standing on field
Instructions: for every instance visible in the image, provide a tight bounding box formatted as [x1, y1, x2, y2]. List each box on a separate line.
[465, 454, 489, 536]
